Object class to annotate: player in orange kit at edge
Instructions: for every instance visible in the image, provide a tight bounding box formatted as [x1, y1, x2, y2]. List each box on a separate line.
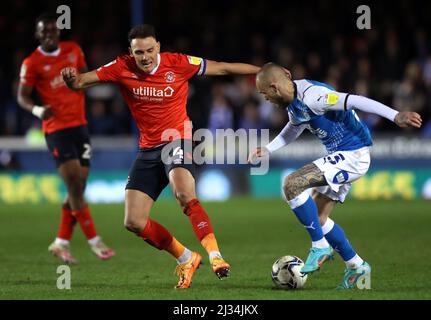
[17, 13, 115, 263]
[62, 24, 260, 289]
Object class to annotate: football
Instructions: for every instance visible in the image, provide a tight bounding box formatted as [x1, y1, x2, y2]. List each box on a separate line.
[271, 255, 308, 289]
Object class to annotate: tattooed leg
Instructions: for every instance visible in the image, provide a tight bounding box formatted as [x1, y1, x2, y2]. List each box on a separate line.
[284, 163, 333, 268]
[283, 163, 327, 201]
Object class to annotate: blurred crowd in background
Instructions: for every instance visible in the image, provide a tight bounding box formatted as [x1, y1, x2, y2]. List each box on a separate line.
[1, 0, 431, 140]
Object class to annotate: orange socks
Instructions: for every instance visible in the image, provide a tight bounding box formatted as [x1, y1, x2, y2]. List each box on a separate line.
[57, 203, 77, 240]
[71, 206, 98, 240]
[201, 233, 220, 254]
[183, 199, 222, 260]
[139, 220, 190, 263]
[183, 199, 214, 241]
[139, 218, 173, 251]
[166, 237, 187, 259]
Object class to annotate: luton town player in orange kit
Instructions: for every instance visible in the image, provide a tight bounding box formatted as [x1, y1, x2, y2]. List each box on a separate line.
[62, 24, 260, 288]
[17, 13, 114, 263]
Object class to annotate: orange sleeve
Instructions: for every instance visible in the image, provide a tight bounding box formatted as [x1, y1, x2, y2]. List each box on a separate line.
[172, 53, 206, 80]
[96, 57, 122, 82]
[19, 57, 37, 87]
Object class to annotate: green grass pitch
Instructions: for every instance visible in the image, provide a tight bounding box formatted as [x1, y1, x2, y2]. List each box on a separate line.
[0, 198, 430, 299]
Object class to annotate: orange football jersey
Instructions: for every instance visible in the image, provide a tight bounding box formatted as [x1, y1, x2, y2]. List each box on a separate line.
[20, 41, 87, 134]
[96, 52, 206, 148]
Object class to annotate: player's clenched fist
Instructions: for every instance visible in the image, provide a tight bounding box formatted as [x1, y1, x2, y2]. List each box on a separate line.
[32, 105, 53, 120]
[248, 147, 269, 164]
[61, 67, 78, 88]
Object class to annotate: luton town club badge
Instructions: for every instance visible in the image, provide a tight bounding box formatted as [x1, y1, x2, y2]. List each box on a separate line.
[165, 71, 175, 83]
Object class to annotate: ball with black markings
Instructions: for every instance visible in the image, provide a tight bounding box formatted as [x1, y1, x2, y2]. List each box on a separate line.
[271, 255, 308, 289]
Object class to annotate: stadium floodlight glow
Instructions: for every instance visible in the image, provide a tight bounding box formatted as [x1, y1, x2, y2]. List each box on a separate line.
[196, 170, 231, 201]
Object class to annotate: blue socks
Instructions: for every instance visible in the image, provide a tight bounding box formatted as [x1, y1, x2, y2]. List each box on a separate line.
[287, 192, 362, 265]
[287, 192, 326, 243]
[321, 217, 357, 261]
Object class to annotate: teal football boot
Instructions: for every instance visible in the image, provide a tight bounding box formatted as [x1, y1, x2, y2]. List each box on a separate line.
[300, 246, 334, 274]
[337, 261, 371, 289]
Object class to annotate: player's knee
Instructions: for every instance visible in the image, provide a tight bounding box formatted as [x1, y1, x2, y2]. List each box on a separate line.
[64, 174, 83, 194]
[175, 191, 194, 207]
[124, 217, 148, 234]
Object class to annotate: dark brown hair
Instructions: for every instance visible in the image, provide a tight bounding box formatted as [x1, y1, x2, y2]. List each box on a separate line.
[128, 24, 157, 43]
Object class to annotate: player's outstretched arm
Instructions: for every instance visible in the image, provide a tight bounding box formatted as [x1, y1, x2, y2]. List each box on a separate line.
[248, 122, 306, 164]
[346, 95, 422, 129]
[304, 88, 423, 129]
[205, 60, 260, 76]
[61, 67, 101, 90]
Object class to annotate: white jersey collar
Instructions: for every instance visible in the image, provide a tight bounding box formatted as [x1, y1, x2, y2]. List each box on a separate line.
[37, 45, 61, 57]
[149, 54, 161, 75]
